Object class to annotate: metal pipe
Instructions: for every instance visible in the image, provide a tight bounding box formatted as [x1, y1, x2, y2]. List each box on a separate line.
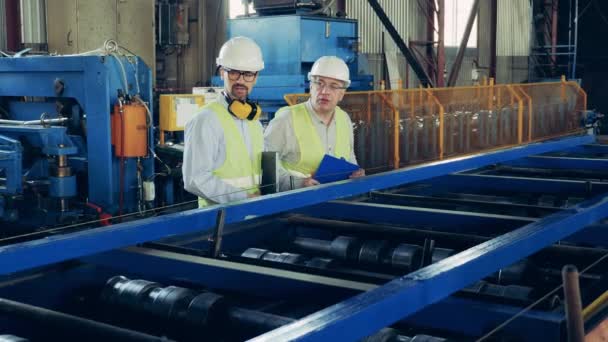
[437, 0, 445, 87]
[227, 307, 294, 334]
[5, 0, 19, 51]
[489, 0, 497, 79]
[0, 297, 171, 342]
[562, 265, 585, 342]
[336, 0, 346, 14]
[447, 0, 480, 86]
[426, 0, 436, 84]
[59, 198, 68, 212]
[572, 0, 578, 79]
[551, 0, 559, 69]
[0, 117, 68, 125]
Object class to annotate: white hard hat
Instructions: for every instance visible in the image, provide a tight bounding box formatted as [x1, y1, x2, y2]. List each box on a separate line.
[216, 36, 264, 72]
[308, 56, 351, 88]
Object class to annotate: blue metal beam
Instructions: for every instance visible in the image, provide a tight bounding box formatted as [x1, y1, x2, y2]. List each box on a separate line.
[251, 192, 608, 341]
[422, 174, 608, 196]
[503, 155, 608, 171]
[0, 135, 594, 276]
[300, 201, 533, 233]
[559, 144, 608, 155]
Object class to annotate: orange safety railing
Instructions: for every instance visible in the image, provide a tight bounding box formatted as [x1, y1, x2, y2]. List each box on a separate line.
[283, 80, 587, 172]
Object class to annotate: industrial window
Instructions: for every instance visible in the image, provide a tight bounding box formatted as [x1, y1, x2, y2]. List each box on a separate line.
[229, 0, 256, 18]
[444, 0, 477, 48]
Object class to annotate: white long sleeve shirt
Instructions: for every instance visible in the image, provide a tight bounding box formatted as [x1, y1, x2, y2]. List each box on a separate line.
[264, 100, 357, 191]
[183, 96, 264, 204]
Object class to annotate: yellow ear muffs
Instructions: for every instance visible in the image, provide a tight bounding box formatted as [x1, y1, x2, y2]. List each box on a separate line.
[224, 93, 262, 120]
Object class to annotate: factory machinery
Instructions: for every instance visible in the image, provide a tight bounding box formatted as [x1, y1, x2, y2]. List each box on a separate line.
[0, 55, 608, 340]
[0, 48, 158, 230]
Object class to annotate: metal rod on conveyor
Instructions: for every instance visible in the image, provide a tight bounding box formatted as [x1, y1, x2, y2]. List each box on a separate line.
[0, 297, 172, 342]
[0, 118, 69, 126]
[227, 307, 295, 335]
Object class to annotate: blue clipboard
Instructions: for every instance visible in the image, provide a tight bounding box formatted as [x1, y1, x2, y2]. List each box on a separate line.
[314, 154, 359, 184]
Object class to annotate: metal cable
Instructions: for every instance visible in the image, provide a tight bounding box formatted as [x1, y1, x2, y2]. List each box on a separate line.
[476, 251, 608, 341]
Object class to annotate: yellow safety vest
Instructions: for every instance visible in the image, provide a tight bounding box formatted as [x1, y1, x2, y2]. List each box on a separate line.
[282, 102, 351, 177]
[198, 102, 263, 207]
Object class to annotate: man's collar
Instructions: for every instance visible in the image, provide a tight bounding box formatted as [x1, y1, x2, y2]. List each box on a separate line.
[306, 100, 335, 126]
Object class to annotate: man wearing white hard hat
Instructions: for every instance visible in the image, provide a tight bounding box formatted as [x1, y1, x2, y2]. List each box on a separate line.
[183, 36, 265, 206]
[265, 56, 365, 190]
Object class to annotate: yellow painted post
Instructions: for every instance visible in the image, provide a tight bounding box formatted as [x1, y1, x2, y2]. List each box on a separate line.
[497, 85, 502, 108]
[488, 78, 495, 110]
[410, 88, 415, 120]
[377, 93, 399, 169]
[396, 79, 404, 107]
[560, 75, 566, 102]
[583, 88, 588, 111]
[439, 103, 444, 159]
[571, 81, 588, 111]
[367, 93, 371, 123]
[393, 108, 400, 169]
[507, 85, 523, 144]
[517, 86, 533, 142]
[425, 89, 444, 159]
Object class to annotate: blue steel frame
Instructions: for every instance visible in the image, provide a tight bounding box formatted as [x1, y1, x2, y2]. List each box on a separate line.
[0, 134, 604, 341]
[0, 56, 154, 214]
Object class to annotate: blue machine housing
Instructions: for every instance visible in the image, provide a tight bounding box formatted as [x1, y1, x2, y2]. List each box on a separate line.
[0, 55, 154, 228]
[213, 14, 374, 117]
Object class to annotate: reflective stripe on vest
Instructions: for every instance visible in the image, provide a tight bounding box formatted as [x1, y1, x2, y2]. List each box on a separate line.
[282, 102, 351, 176]
[199, 102, 263, 207]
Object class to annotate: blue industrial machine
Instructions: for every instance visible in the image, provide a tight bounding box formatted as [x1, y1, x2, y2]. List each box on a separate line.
[212, 1, 374, 118]
[0, 129, 607, 340]
[0, 55, 155, 229]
